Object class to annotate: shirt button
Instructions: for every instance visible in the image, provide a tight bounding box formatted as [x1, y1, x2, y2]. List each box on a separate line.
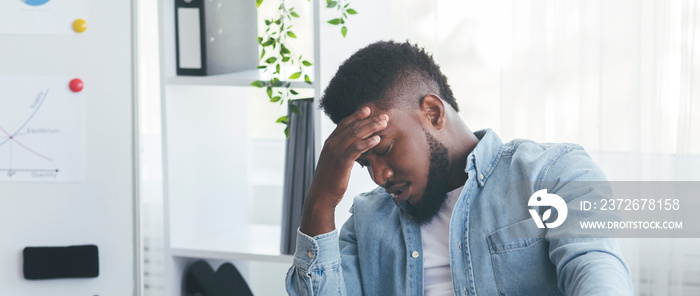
[458, 242, 462, 251]
[307, 250, 314, 258]
[411, 251, 420, 258]
[479, 173, 484, 180]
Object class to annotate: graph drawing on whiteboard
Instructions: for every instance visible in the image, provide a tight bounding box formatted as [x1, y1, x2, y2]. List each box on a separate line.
[0, 77, 84, 182]
[0, 0, 87, 35]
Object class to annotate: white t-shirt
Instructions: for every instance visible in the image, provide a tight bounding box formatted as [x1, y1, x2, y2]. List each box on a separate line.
[421, 185, 464, 296]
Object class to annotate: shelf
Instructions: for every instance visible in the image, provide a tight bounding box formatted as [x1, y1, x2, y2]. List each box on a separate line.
[170, 224, 294, 264]
[166, 69, 314, 89]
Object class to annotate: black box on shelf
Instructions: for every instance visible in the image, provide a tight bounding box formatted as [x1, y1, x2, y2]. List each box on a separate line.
[175, 0, 258, 76]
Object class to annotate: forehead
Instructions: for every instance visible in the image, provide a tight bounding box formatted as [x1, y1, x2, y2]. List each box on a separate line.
[363, 103, 421, 138]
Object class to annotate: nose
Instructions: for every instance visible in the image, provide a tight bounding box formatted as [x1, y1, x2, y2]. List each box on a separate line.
[369, 161, 394, 187]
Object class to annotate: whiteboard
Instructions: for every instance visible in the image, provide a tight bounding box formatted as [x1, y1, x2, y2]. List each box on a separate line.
[0, 77, 85, 182]
[0, 1, 136, 295]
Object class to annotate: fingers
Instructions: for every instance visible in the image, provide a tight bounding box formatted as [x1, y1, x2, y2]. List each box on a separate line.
[322, 105, 390, 163]
[345, 113, 388, 142]
[341, 114, 388, 160]
[329, 106, 370, 138]
[346, 134, 381, 157]
[339, 106, 370, 128]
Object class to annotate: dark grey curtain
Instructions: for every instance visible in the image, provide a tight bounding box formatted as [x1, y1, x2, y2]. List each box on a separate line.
[280, 98, 315, 255]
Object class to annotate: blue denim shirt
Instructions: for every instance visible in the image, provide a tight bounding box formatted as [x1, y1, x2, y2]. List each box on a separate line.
[286, 129, 633, 295]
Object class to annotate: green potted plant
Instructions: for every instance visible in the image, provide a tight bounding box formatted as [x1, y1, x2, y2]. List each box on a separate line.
[251, 0, 357, 137]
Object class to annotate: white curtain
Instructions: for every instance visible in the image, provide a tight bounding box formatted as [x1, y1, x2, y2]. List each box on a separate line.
[390, 0, 700, 294]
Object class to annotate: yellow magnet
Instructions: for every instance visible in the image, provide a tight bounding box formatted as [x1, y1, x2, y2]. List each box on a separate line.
[73, 19, 88, 33]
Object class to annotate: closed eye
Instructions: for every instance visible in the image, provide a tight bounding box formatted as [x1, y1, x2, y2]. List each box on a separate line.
[375, 139, 394, 156]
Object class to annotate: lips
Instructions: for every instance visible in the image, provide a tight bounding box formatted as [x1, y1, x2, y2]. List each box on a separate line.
[386, 183, 410, 202]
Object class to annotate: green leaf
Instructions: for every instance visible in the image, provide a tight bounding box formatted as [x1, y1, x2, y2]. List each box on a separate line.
[251, 80, 267, 88]
[287, 31, 297, 38]
[340, 18, 345, 24]
[276, 115, 289, 124]
[282, 56, 291, 62]
[265, 19, 271, 26]
[327, 18, 342, 25]
[341, 26, 347, 37]
[289, 104, 301, 114]
[272, 79, 284, 87]
[290, 11, 300, 18]
[257, 37, 263, 43]
[274, 19, 281, 25]
[266, 87, 273, 98]
[326, 0, 331, 5]
[302, 60, 312, 66]
[275, 64, 281, 73]
[265, 57, 277, 64]
[304, 74, 311, 84]
[262, 38, 274, 46]
[260, 48, 266, 59]
[281, 44, 291, 54]
[270, 96, 281, 102]
[327, 1, 337, 8]
[256, 0, 263, 8]
[284, 125, 290, 138]
[289, 72, 302, 79]
[256, 65, 267, 69]
[347, 8, 358, 15]
[290, 89, 299, 95]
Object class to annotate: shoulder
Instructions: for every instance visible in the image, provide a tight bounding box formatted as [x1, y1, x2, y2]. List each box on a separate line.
[341, 186, 403, 237]
[501, 139, 605, 182]
[503, 138, 583, 160]
[349, 186, 395, 215]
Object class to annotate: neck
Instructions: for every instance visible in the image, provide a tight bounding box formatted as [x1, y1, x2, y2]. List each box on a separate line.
[446, 125, 479, 191]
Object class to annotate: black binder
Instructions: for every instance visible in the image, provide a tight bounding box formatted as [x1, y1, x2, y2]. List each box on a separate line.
[174, 0, 258, 76]
[280, 98, 315, 255]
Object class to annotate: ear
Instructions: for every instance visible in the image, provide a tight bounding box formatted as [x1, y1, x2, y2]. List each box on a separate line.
[419, 94, 446, 130]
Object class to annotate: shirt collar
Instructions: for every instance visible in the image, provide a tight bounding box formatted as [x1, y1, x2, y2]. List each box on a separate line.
[466, 129, 503, 187]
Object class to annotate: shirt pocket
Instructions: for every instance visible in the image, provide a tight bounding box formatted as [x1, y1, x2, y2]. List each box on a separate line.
[486, 219, 562, 296]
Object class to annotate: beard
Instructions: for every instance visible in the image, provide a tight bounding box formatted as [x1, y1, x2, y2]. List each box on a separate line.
[404, 129, 451, 226]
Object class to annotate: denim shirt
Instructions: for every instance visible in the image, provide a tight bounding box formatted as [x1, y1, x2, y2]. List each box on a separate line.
[286, 129, 633, 296]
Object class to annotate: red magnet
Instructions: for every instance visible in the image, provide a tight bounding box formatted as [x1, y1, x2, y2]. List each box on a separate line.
[69, 78, 83, 92]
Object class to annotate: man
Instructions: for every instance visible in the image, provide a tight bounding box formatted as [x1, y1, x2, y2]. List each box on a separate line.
[286, 41, 633, 295]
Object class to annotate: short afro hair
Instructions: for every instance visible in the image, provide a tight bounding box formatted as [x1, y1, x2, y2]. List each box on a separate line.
[320, 41, 459, 124]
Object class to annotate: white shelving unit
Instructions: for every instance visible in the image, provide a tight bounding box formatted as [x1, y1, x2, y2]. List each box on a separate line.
[157, 0, 323, 294]
[166, 69, 313, 89]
